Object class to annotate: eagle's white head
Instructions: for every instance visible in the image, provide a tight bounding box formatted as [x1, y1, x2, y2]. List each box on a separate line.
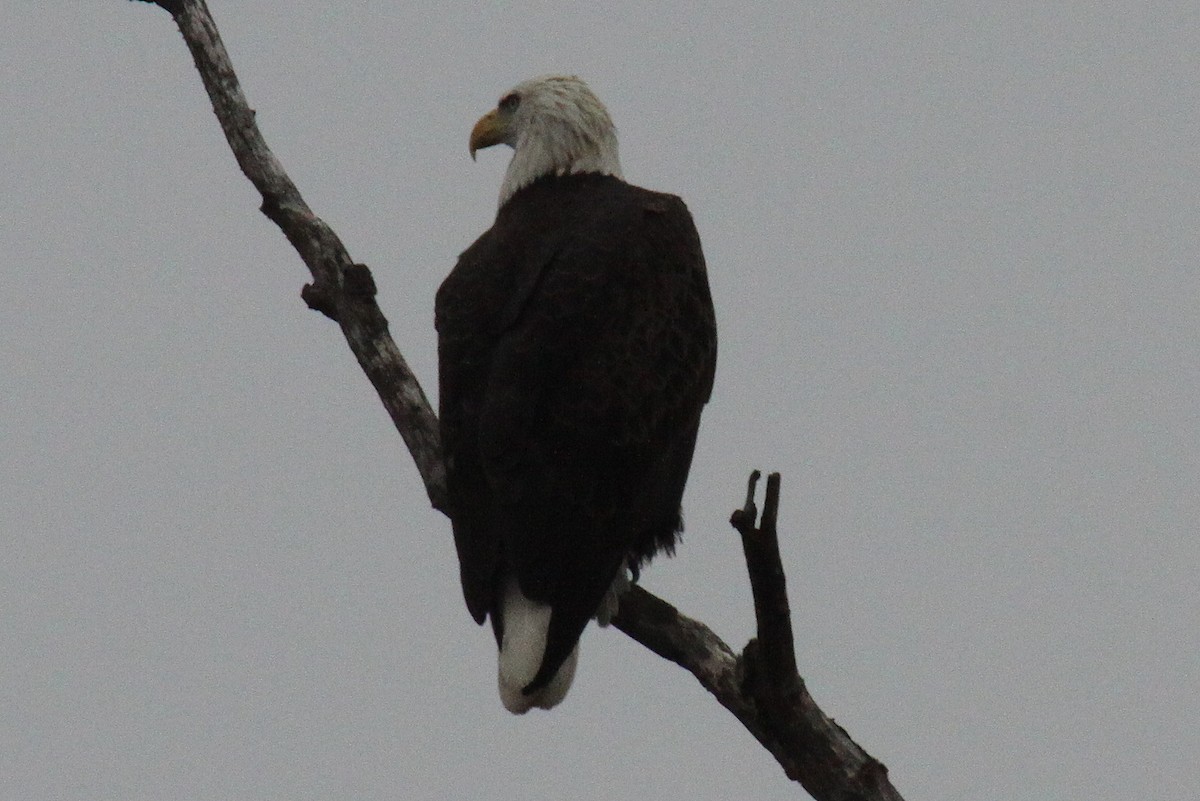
[469, 75, 624, 207]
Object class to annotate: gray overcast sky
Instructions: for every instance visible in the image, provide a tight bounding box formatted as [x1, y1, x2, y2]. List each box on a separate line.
[4, 3, 1197, 800]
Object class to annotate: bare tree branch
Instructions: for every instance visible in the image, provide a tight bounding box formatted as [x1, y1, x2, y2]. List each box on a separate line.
[616, 476, 903, 800]
[135, 0, 446, 510]
[130, 2, 908, 798]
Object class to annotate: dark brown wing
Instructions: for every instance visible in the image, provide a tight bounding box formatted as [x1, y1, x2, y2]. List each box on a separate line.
[436, 174, 717, 690]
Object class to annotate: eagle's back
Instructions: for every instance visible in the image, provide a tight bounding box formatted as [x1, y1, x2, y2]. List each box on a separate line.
[436, 172, 716, 689]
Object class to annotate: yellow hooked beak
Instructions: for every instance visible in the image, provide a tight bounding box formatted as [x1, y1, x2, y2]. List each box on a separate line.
[469, 108, 509, 161]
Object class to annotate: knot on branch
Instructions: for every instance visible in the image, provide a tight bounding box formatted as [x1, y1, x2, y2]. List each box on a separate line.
[730, 469, 761, 533]
[343, 263, 377, 298]
[301, 281, 340, 321]
[301, 263, 377, 322]
[740, 636, 805, 718]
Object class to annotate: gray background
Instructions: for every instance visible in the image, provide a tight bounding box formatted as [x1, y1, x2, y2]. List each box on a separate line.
[4, 3, 1197, 800]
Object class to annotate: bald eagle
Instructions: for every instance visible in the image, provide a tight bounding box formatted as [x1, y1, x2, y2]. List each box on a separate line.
[436, 75, 717, 713]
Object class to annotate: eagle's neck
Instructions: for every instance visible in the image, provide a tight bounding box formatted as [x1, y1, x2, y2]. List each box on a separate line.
[499, 125, 622, 207]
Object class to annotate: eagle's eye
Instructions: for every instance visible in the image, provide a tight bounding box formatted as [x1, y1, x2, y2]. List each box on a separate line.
[499, 92, 521, 112]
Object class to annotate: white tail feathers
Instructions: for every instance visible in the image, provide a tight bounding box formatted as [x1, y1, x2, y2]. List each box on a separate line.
[497, 577, 578, 714]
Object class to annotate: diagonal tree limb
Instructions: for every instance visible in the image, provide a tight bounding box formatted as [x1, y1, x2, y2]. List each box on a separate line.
[130, 2, 907, 798]
[615, 474, 903, 800]
[135, 0, 446, 510]
[731, 473, 902, 800]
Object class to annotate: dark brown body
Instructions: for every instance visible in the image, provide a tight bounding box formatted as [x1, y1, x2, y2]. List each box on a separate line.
[436, 172, 717, 692]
